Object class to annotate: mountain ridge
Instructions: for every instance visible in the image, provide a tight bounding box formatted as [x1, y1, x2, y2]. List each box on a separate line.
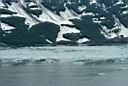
[0, 0, 128, 46]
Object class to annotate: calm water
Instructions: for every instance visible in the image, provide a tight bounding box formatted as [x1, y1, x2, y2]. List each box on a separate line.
[0, 64, 128, 86]
[0, 45, 128, 86]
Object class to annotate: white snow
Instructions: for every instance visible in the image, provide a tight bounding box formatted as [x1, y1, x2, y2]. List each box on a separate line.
[57, 26, 80, 42]
[92, 18, 102, 23]
[8, 3, 39, 27]
[120, 4, 128, 9]
[28, 2, 36, 7]
[78, 5, 86, 12]
[101, 15, 128, 39]
[100, 17, 106, 20]
[81, 12, 95, 16]
[0, 14, 12, 17]
[100, 25, 117, 39]
[90, 0, 97, 4]
[59, 7, 80, 20]
[77, 38, 89, 43]
[114, 15, 128, 37]
[30, 7, 40, 10]
[114, 0, 124, 6]
[102, 4, 107, 11]
[46, 39, 53, 44]
[1, 22, 15, 30]
[33, 0, 84, 42]
[1, 0, 128, 42]
[0, 1, 5, 7]
[122, 11, 128, 15]
[35, 1, 74, 25]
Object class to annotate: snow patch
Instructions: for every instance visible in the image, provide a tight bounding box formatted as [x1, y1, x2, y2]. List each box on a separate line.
[78, 5, 86, 12]
[8, 3, 39, 27]
[0, 1, 5, 7]
[92, 18, 102, 23]
[0, 14, 12, 17]
[82, 12, 95, 16]
[90, 0, 97, 4]
[114, 0, 124, 6]
[114, 16, 128, 37]
[59, 7, 80, 20]
[28, 2, 36, 7]
[77, 38, 89, 43]
[57, 26, 80, 42]
[101, 16, 128, 39]
[1, 22, 15, 30]
[101, 25, 117, 39]
[36, 2, 74, 25]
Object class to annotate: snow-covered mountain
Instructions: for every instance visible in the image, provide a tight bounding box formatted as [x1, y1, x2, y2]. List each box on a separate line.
[0, 0, 128, 46]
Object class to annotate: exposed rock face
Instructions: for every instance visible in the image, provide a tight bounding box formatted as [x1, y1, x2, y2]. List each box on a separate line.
[0, 0, 128, 46]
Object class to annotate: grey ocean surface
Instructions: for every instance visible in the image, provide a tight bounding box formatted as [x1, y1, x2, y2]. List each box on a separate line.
[0, 45, 128, 86]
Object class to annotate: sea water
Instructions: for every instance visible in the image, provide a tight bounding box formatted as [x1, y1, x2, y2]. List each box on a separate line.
[0, 45, 128, 86]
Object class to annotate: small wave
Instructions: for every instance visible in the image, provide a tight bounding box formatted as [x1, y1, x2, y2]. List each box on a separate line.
[74, 58, 128, 65]
[0, 57, 128, 67]
[115, 67, 128, 70]
[97, 72, 107, 76]
[0, 58, 61, 67]
[88, 72, 107, 77]
[63, 49, 83, 53]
